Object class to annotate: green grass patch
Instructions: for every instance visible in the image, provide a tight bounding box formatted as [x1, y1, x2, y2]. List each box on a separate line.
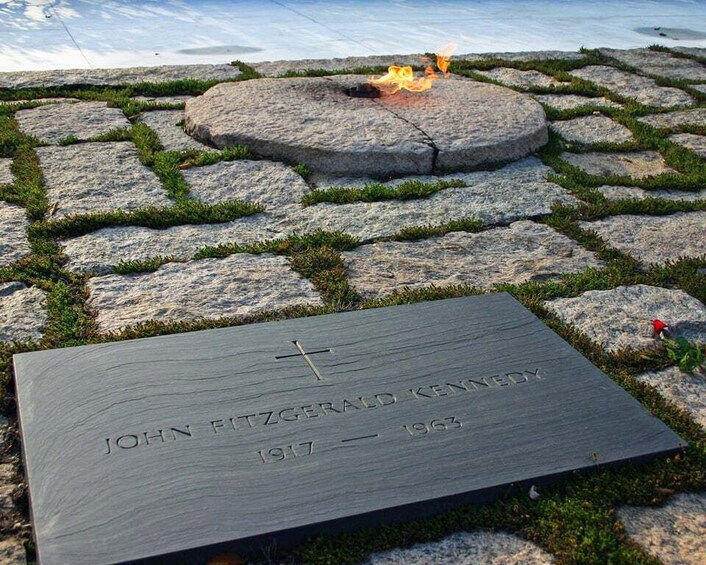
[303, 178, 465, 206]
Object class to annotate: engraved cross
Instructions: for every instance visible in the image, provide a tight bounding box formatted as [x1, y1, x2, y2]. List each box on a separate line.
[275, 341, 331, 381]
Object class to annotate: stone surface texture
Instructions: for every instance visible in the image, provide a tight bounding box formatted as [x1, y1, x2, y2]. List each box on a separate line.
[580, 212, 706, 266]
[0, 158, 13, 185]
[0, 538, 25, 565]
[0, 202, 30, 267]
[635, 366, 706, 429]
[132, 95, 194, 105]
[693, 84, 706, 94]
[596, 185, 706, 202]
[637, 109, 706, 130]
[183, 160, 309, 209]
[531, 94, 622, 111]
[343, 221, 603, 299]
[15, 102, 130, 144]
[87, 254, 323, 332]
[600, 48, 706, 81]
[669, 133, 706, 158]
[550, 115, 634, 144]
[137, 110, 208, 152]
[475, 68, 569, 89]
[61, 158, 577, 273]
[0, 64, 241, 89]
[364, 531, 555, 565]
[184, 76, 548, 175]
[569, 66, 694, 108]
[461, 50, 585, 62]
[618, 493, 706, 565]
[0, 282, 48, 344]
[37, 142, 171, 218]
[560, 151, 675, 178]
[545, 284, 706, 353]
[252, 54, 423, 77]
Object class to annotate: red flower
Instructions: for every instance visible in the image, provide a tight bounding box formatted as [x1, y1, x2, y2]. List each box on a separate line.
[652, 319, 668, 336]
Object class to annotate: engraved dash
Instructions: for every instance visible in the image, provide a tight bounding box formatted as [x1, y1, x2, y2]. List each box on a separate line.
[341, 434, 379, 443]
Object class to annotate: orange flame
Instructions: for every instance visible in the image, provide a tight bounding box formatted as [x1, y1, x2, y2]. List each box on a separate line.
[369, 43, 456, 95]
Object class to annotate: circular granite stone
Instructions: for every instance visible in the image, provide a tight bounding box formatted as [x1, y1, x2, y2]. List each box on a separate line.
[185, 76, 547, 176]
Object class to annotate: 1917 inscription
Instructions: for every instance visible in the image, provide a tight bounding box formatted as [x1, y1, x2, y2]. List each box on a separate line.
[103, 367, 542, 456]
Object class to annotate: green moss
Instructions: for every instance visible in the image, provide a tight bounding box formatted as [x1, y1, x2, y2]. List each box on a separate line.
[303, 178, 466, 206]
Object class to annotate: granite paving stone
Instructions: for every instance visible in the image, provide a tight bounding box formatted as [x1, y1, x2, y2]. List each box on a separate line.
[668, 133, 706, 158]
[343, 221, 604, 299]
[475, 68, 569, 89]
[183, 160, 310, 210]
[550, 115, 634, 144]
[460, 50, 585, 62]
[0, 64, 241, 89]
[0, 282, 48, 344]
[559, 151, 675, 178]
[36, 142, 171, 218]
[0, 538, 25, 565]
[545, 284, 706, 353]
[531, 94, 622, 111]
[596, 185, 706, 202]
[0, 463, 16, 513]
[672, 47, 706, 58]
[0, 158, 13, 185]
[635, 366, 706, 429]
[637, 109, 706, 130]
[185, 76, 547, 175]
[692, 85, 706, 95]
[618, 493, 706, 565]
[137, 110, 208, 152]
[0, 97, 78, 106]
[364, 531, 555, 564]
[252, 54, 424, 77]
[0, 202, 30, 267]
[15, 102, 130, 145]
[61, 158, 578, 273]
[569, 66, 694, 108]
[580, 212, 706, 266]
[87, 254, 323, 333]
[600, 48, 706, 81]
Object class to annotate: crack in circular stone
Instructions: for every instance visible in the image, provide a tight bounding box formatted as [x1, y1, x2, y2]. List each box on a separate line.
[185, 76, 548, 176]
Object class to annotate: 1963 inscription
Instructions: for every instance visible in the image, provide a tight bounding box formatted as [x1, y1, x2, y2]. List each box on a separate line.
[103, 367, 542, 456]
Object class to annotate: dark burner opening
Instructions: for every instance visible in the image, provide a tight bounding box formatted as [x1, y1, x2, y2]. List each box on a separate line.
[346, 83, 382, 98]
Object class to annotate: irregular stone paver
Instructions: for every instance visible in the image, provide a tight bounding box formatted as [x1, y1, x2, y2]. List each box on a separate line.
[570, 66, 694, 108]
[343, 221, 603, 299]
[550, 115, 634, 144]
[618, 493, 706, 565]
[475, 68, 569, 89]
[0, 538, 25, 565]
[87, 254, 322, 332]
[0, 64, 241, 89]
[137, 110, 207, 152]
[364, 531, 555, 565]
[0, 282, 48, 344]
[669, 133, 706, 158]
[183, 160, 309, 209]
[580, 212, 706, 266]
[637, 109, 706, 130]
[693, 84, 706, 94]
[635, 366, 706, 429]
[560, 151, 675, 178]
[0, 203, 30, 267]
[61, 158, 578, 273]
[0, 462, 16, 513]
[37, 142, 170, 218]
[601, 48, 706, 81]
[532, 94, 622, 111]
[597, 185, 706, 202]
[672, 47, 706, 58]
[545, 284, 706, 353]
[15, 102, 130, 144]
[185, 76, 547, 175]
[461, 50, 585, 62]
[132, 95, 194, 105]
[0, 158, 13, 185]
[252, 54, 424, 77]
[0, 97, 78, 106]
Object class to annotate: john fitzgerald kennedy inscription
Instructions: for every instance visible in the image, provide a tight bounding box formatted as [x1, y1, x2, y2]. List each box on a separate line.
[14, 294, 684, 565]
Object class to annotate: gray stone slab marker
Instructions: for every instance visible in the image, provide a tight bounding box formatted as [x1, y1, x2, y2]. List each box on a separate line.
[13, 294, 685, 565]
